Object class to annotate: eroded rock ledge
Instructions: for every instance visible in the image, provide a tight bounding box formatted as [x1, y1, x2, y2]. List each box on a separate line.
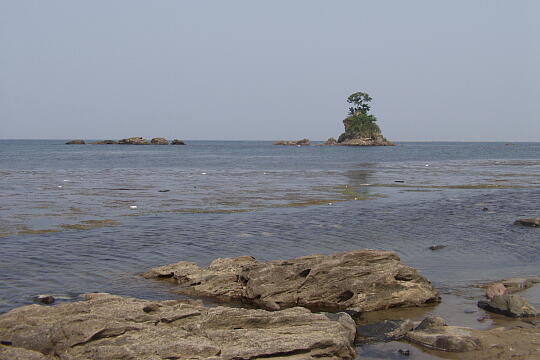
[144, 250, 440, 314]
[0, 293, 357, 360]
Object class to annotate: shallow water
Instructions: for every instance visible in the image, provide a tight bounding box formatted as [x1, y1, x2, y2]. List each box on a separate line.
[0, 140, 539, 357]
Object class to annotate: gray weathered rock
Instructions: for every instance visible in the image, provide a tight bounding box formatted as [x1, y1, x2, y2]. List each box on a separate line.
[273, 139, 310, 146]
[144, 250, 440, 313]
[65, 139, 85, 144]
[478, 294, 538, 318]
[514, 218, 540, 227]
[338, 136, 395, 146]
[406, 325, 481, 352]
[0, 293, 357, 360]
[170, 139, 186, 145]
[151, 137, 169, 145]
[118, 137, 150, 145]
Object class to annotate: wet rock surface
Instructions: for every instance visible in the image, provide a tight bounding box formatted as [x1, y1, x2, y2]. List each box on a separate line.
[0, 293, 357, 360]
[170, 139, 186, 145]
[478, 294, 538, 318]
[144, 250, 440, 313]
[356, 319, 414, 343]
[65, 139, 85, 144]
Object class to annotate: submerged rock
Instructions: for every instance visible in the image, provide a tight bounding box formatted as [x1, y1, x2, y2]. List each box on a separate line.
[273, 139, 310, 146]
[478, 294, 538, 318]
[151, 137, 169, 145]
[32, 295, 55, 304]
[118, 137, 150, 145]
[170, 139, 186, 145]
[429, 245, 446, 251]
[514, 218, 540, 227]
[65, 139, 85, 144]
[356, 319, 414, 343]
[144, 250, 440, 313]
[0, 293, 357, 360]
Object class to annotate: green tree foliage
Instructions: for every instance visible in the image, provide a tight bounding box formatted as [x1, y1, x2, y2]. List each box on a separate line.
[347, 92, 373, 116]
[343, 91, 381, 138]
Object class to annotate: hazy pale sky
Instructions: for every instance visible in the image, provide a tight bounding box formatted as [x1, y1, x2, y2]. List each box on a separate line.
[1, 1, 539, 141]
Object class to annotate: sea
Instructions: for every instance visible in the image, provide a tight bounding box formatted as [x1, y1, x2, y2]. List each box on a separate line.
[0, 140, 539, 358]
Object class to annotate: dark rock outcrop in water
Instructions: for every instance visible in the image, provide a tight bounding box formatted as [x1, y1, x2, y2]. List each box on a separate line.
[151, 137, 169, 145]
[118, 137, 150, 145]
[91, 140, 118, 144]
[65, 139, 85, 144]
[0, 293, 357, 359]
[324, 137, 338, 145]
[405, 316, 481, 352]
[337, 133, 394, 146]
[273, 138, 310, 146]
[170, 139, 186, 145]
[144, 250, 440, 313]
[514, 218, 540, 227]
[478, 294, 538, 318]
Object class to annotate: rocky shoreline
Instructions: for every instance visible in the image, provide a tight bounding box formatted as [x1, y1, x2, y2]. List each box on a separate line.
[1, 249, 538, 359]
[66, 137, 186, 145]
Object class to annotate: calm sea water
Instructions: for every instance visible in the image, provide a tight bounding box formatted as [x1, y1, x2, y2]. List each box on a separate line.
[1, 140, 539, 323]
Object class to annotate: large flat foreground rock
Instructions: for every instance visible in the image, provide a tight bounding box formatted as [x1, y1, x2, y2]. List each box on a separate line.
[0, 293, 356, 360]
[144, 249, 440, 313]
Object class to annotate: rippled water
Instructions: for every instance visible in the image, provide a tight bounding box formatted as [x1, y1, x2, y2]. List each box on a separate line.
[1, 140, 539, 356]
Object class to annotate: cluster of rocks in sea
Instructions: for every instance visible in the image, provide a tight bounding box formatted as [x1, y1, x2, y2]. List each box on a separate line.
[66, 137, 186, 145]
[1, 249, 539, 359]
[273, 135, 394, 147]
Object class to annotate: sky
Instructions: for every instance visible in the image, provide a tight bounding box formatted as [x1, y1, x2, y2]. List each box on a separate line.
[0, 1, 539, 141]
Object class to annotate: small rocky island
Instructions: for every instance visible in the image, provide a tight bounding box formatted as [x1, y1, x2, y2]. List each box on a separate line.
[274, 92, 394, 146]
[66, 137, 186, 145]
[335, 92, 394, 146]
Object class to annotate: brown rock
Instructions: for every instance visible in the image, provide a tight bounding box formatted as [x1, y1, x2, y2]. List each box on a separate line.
[0, 293, 357, 360]
[118, 137, 150, 145]
[171, 139, 186, 145]
[0, 345, 47, 360]
[273, 138, 310, 146]
[144, 250, 440, 313]
[485, 282, 508, 299]
[514, 218, 540, 227]
[151, 137, 169, 145]
[65, 139, 85, 144]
